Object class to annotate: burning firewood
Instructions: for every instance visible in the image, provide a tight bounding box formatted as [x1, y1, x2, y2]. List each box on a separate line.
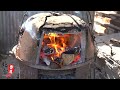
[49, 57, 63, 68]
[62, 53, 75, 65]
[61, 53, 81, 65]
[54, 58, 63, 67]
[63, 47, 81, 54]
[71, 54, 81, 64]
[61, 47, 81, 65]
[42, 46, 55, 55]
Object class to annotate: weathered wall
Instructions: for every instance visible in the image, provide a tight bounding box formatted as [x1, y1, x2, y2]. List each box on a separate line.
[0, 11, 25, 54]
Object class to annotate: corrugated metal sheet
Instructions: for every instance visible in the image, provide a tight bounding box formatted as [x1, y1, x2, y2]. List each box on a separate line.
[0, 11, 93, 54]
[0, 11, 25, 54]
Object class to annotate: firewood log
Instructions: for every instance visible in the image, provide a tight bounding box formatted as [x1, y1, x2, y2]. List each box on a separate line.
[62, 53, 75, 65]
[110, 38, 120, 47]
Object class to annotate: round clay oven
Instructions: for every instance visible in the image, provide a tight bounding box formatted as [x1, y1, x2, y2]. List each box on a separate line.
[12, 12, 95, 70]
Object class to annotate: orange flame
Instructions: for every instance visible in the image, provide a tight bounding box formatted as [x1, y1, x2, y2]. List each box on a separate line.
[43, 33, 70, 60]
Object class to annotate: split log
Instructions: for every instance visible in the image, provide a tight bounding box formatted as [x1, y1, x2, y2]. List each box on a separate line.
[95, 11, 116, 19]
[95, 21, 120, 31]
[62, 53, 75, 65]
[95, 11, 119, 20]
[110, 38, 120, 47]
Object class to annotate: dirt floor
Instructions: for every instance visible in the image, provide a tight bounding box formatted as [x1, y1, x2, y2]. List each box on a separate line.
[0, 54, 77, 79]
[1, 32, 120, 79]
[1, 30, 120, 79]
[0, 54, 20, 79]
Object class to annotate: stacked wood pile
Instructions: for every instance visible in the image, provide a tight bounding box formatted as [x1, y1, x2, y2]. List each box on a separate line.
[93, 11, 120, 35]
[94, 11, 120, 79]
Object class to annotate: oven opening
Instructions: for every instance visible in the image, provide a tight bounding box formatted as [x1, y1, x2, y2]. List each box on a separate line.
[37, 32, 81, 69]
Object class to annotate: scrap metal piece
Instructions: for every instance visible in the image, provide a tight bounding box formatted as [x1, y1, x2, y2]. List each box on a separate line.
[43, 57, 51, 66]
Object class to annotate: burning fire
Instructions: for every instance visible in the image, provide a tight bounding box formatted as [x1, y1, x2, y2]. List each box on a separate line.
[40, 32, 81, 67]
[42, 33, 70, 60]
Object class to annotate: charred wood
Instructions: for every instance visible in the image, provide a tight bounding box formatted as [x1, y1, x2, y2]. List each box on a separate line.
[63, 47, 81, 54]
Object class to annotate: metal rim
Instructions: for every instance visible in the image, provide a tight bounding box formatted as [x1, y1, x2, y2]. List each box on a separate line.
[17, 58, 94, 70]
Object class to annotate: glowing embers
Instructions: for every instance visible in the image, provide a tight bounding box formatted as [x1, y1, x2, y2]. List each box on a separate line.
[39, 32, 81, 68]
